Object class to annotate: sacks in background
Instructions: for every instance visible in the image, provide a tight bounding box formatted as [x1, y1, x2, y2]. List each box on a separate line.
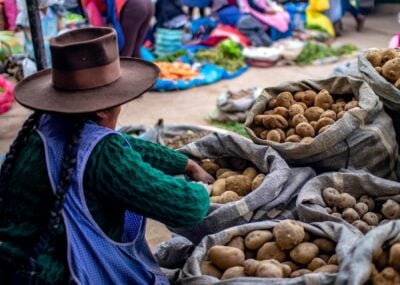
[297, 170, 400, 234]
[170, 132, 315, 244]
[178, 220, 361, 284]
[245, 76, 399, 179]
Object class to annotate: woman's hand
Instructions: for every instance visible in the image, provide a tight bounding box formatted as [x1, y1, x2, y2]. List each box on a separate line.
[185, 159, 215, 184]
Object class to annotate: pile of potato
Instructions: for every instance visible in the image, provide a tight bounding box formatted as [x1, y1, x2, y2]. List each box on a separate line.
[366, 48, 400, 89]
[200, 158, 266, 204]
[201, 220, 339, 280]
[370, 242, 400, 285]
[250, 89, 358, 143]
[322, 188, 400, 233]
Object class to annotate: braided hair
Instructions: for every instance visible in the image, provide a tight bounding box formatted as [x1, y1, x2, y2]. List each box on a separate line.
[0, 112, 42, 205]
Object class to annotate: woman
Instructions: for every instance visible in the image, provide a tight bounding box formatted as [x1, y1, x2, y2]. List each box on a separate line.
[0, 27, 213, 284]
[82, 0, 153, 57]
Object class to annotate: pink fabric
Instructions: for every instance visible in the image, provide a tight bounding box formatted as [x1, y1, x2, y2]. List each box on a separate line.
[4, 0, 17, 30]
[0, 75, 14, 114]
[210, 25, 250, 46]
[239, 0, 289, 32]
[85, 1, 105, 26]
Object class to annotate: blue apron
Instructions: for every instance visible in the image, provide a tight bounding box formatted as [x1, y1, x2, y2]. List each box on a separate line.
[36, 114, 169, 285]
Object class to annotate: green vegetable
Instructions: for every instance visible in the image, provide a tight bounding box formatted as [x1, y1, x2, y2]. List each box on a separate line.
[208, 120, 248, 137]
[296, 42, 357, 65]
[155, 50, 187, 63]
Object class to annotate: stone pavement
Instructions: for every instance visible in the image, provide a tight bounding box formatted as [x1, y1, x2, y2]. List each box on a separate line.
[0, 6, 399, 251]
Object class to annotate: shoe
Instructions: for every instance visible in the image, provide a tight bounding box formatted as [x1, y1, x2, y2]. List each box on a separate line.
[356, 15, 366, 32]
[334, 21, 342, 37]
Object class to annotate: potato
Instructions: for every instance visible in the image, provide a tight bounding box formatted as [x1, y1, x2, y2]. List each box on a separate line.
[388, 243, 400, 272]
[263, 115, 289, 129]
[342, 208, 361, 224]
[331, 212, 342, 219]
[273, 220, 305, 250]
[319, 255, 330, 263]
[315, 117, 335, 132]
[290, 269, 312, 278]
[255, 260, 284, 278]
[337, 111, 345, 119]
[344, 101, 358, 111]
[371, 266, 400, 285]
[381, 48, 400, 63]
[290, 242, 319, 265]
[274, 107, 289, 119]
[218, 170, 239, 179]
[375, 66, 382, 75]
[285, 134, 302, 143]
[366, 50, 382, 67]
[267, 129, 283, 143]
[244, 259, 260, 276]
[201, 261, 223, 278]
[304, 107, 324, 122]
[252, 174, 265, 190]
[201, 160, 220, 176]
[314, 264, 339, 273]
[211, 196, 223, 204]
[318, 124, 332, 135]
[243, 167, 258, 181]
[289, 104, 305, 117]
[215, 168, 232, 178]
[302, 90, 317, 107]
[254, 115, 268, 126]
[227, 236, 245, 252]
[276, 91, 294, 108]
[257, 242, 287, 262]
[225, 175, 252, 196]
[291, 114, 309, 128]
[208, 245, 245, 270]
[296, 122, 315, 138]
[310, 121, 318, 130]
[354, 202, 369, 217]
[314, 90, 334, 110]
[381, 200, 400, 220]
[320, 110, 337, 120]
[313, 238, 335, 255]
[212, 179, 226, 196]
[220, 191, 241, 204]
[264, 110, 274, 115]
[268, 99, 277, 110]
[362, 212, 380, 226]
[334, 193, 357, 210]
[301, 137, 314, 144]
[280, 263, 292, 277]
[221, 266, 246, 280]
[308, 257, 327, 271]
[303, 231, 311, 242]
[331, 103, 345, 113]
[359, 195, 375, 211]
[322, 187, 340, 207]
[373, 247, 389, 271]
[252, 126, 265, 138]
[245, 230, 273, 250]
[259, 130, 269, 140]
[352, 220, 370, 234]
[328, 255, 339, 265]
[294, 91, 305, 102]
[282, 261, 298, 272]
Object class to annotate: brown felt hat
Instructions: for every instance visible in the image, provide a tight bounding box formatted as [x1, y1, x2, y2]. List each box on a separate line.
[14, 27, 159, 114]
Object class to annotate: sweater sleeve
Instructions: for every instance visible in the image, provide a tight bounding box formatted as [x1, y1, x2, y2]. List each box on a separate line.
[248, 0, 266, 13]
[85, 134, 210, 229]
[122, 134, 188, 175]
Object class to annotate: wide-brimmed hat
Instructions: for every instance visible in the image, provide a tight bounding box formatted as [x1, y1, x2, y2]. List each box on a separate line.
[14, 27, 159, 114]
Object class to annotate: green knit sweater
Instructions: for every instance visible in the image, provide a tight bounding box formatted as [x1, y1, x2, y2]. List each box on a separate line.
[0, 130, 210, 284]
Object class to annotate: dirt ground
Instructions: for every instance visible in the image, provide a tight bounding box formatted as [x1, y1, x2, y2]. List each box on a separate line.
[0, 7, 399, 252]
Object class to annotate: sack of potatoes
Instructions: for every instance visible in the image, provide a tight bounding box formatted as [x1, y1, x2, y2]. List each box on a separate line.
[178, 220, 360, 284]
[359, 48, 400, 151]
[245, 76, 398, 179]
[297, 171, 400, 235]
[336, 220, 400, 285]
[172, 133, 315, 244]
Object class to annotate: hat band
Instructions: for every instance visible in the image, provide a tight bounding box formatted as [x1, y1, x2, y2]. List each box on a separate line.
[52, 59, 121, 90]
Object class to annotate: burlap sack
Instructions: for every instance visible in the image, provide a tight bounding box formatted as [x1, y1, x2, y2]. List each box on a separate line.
[335, 220, 400, 285]
[178, 220, 361, 285]
[358, 49, 400, 151]
[245, 76, 399, 179]
[297, 170, 400, 234]
[171, 133, 315, 244]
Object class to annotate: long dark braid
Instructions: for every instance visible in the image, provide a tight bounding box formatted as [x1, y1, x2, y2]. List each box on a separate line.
[0, 112, 42, 207]
[27, 118, 85, 271]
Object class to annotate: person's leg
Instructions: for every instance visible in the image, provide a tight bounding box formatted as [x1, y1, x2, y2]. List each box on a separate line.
[188, 7, 194, 19]
[119, 0, 153, 57]
[199, 7, 206, 17]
